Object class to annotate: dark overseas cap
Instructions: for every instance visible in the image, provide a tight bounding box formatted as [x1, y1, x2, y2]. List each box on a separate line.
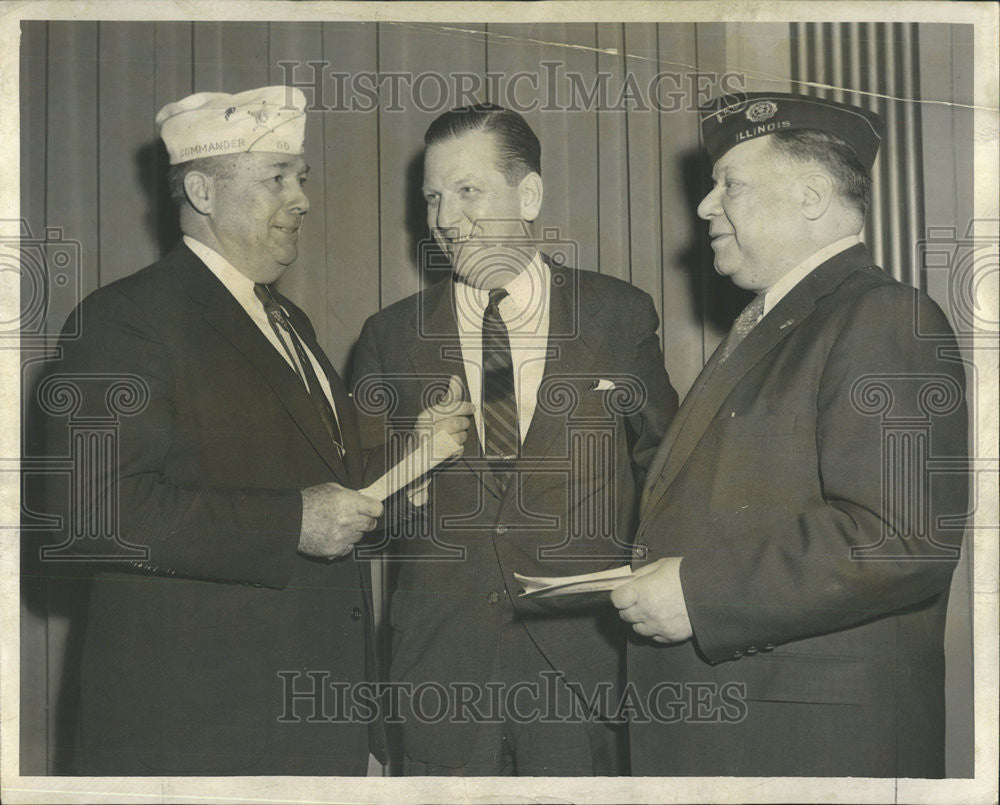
[700, 92, 884, 170]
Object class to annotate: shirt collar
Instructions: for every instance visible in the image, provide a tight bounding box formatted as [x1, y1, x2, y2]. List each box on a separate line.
[763, 235, 861, 315]
[183, 235, 261, 313]
[454, 250, 548, 330]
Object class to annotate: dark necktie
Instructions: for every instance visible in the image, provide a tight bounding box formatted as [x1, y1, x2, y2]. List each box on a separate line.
[720, 294, 766, 362]
[481, 288, 520, 471]
[254, 283, 344, 454]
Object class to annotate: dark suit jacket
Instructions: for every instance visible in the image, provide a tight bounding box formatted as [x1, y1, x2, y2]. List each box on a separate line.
[352, 261, 678, 767]
[628, 244, 968, 777]
[35, 243, 383, 775]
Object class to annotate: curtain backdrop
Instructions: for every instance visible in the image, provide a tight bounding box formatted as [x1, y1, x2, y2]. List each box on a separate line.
[19, 20, 974, 775]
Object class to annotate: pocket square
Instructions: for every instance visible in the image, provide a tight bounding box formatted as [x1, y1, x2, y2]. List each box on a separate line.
[592, 378, 616, 391]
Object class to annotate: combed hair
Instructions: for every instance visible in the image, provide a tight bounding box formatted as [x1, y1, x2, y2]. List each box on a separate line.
[424, 103, 541, 185]
[166, 154, 240, 205]
[768, 129, 872, 215]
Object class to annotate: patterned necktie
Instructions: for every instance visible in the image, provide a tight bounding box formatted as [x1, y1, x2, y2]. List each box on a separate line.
[481, 288, 520, 471]
[254, 283, 344, 454]
[720, 294, 766, 362]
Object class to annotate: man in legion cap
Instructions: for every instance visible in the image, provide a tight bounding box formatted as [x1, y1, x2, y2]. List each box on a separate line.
[38, 86, 471, 775]
[611, 92, 968, 776]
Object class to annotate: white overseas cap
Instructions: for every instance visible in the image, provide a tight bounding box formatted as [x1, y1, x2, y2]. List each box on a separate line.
[156, 86, 307, 165]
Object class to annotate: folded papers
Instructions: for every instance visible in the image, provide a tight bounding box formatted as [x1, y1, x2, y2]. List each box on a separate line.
[359, 428, 461, 502]
[514, 565, 634, 598]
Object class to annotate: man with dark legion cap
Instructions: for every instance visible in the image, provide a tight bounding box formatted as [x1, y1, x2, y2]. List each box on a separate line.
[36, 86, 472, 775]
[611, 93, 968, 776]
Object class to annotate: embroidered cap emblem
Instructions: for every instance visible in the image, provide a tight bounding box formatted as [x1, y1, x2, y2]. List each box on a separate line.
[745, 100, 778, 123]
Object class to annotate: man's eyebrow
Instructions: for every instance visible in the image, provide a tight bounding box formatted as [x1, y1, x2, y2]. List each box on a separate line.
[264, 160, 309, 173]
[422, 174, 480, 192]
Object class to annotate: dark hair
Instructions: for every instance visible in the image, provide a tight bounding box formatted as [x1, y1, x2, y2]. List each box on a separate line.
[166, 154, 240, 205]
[424, 102, 541, 185]
[768, 129, 871, 215]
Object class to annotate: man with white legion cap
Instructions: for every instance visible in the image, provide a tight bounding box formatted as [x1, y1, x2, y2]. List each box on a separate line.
[612, 93, 969, 776]
[39, 86, 471, 775]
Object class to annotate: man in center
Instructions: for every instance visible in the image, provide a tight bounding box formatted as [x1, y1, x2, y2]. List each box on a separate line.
[353, 103, 677, 775]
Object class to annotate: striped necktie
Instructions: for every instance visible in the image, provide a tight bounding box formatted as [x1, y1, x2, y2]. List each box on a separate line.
[481, 288, 520, 472]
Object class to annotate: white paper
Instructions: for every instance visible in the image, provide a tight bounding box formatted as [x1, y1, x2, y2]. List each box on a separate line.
[359, 428, 461, 502]
[515, 565, 633, 598]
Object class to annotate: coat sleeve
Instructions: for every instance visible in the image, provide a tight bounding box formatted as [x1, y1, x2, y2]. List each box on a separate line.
[37, 287, 303, 589]
[679, 285, 968, 662]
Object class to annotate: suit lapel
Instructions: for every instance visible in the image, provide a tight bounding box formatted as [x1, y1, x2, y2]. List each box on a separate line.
[175, 247, 350, 484]
[640, 244, 876, 520]
[516, 264, 600, 478]
[639, 345, 725, 515]
[285, 302, 364, 485]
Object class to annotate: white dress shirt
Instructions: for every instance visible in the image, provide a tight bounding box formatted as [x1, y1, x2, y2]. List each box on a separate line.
[763, 235, 862, 315]
[453, 251, 551, 448]
[184, 235, 340, 421]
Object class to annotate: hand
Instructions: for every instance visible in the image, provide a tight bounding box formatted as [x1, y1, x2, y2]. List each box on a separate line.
[415, 374, 476, 463]
[611, 557, 693, 643]
[298, 482, 384, 560]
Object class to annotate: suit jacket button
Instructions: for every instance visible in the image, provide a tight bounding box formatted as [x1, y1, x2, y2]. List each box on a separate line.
[495, 524, 508, 536]
[732, 649, 743, 659]
[350, 607, 362, 621]
[486, 591, 499, 605]
[745, 645, 758, 655]
[633, 544, 649, 559]
[762, 643, 775, 652]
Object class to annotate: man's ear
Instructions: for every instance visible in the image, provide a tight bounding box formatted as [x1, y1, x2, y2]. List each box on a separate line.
[800, 170, 834, 221]
[518, 172, 543, 222]
[183, 171, 215, 215]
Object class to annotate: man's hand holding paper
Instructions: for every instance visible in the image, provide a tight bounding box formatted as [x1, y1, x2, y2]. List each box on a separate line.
[611, 557, 693, 643]
[414, 374, 475, 461]
[362, 374, 475, 503]
[298, 483, 384, 560]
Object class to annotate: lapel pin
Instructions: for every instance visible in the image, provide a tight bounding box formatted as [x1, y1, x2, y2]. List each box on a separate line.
[779, 319, 795, 330]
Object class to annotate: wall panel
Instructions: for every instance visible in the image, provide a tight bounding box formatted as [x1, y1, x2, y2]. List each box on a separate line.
[267, 22, 330, 351]
[45, 23, 99, 301]
[655, 24, 706, 396]
[595, 24, 631, 285]
[318, 23, 381, 372]
[98, 23, 159, 284]
[377, 23, 487, 309]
